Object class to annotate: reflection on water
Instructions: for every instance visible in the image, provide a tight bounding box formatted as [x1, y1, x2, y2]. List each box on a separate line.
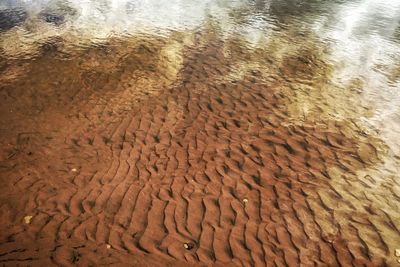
[0, 0, 399, 265]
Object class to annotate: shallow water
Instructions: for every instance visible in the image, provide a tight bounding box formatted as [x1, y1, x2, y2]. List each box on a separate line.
[0, 0, 399, 266]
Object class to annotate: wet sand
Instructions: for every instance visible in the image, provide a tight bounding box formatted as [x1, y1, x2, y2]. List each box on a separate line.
[1, 1, 400, 266]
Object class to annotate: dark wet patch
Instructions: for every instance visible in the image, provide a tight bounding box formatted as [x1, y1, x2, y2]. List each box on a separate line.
[0, 8, 27, 32]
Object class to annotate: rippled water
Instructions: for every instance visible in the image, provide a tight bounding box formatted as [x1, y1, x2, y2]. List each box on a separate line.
[1, 0, 399, 119]
[0, 0, 399, 265]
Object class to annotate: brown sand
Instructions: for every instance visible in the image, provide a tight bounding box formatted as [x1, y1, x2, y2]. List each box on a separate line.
[0, 31, 399, 266]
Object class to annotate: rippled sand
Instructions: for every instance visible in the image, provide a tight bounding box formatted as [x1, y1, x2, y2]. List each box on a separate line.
[0, 0, 399, 266]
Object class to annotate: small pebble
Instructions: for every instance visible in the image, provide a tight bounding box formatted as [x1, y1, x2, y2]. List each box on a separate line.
[395, 249, 400, 257]
[183, 243, 194, 250]
[24, 215, 33, 224]
[71, 168, 77, 172]
[106, 244, 111, 249]
[243, 198, 248, 203]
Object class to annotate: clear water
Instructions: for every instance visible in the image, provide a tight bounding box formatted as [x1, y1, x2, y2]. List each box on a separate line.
[0, 0, 399, 265]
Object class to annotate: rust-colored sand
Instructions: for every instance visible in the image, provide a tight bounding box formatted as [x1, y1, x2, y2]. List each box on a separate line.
[0, 31, 399, 266]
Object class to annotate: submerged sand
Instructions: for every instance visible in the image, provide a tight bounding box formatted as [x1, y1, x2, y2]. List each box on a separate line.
[1, 1, 400, 266]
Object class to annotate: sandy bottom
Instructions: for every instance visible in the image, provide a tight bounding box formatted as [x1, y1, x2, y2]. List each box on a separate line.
[0, 32, 399, 266]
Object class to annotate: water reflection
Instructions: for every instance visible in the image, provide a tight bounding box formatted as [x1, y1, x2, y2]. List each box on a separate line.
[0, 0, 399, 265]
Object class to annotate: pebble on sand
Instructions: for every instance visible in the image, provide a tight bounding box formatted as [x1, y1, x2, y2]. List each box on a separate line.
[183, 243, 194, 250]
[395, 248, 400, 257]
[71, 168, 77, 172]
[24, 215, 33, 224]
[106, 244, 111, 249]
[243, 198, 248, 203]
